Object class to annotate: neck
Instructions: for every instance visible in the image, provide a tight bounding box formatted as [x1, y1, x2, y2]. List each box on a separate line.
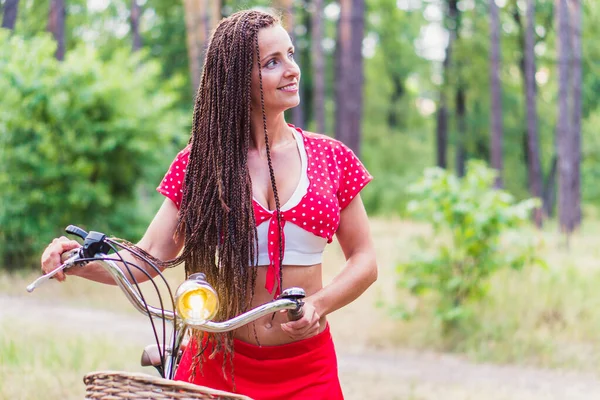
[250, 110, 292, 153]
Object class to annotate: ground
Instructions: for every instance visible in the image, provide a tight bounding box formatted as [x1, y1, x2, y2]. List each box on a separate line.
[3, 294, 600, 400]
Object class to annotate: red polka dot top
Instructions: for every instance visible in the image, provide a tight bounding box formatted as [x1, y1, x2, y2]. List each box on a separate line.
[157, 125, 373, 296]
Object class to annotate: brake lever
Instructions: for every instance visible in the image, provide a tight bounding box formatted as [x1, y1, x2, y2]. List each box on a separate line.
[26, 248, 82, 293]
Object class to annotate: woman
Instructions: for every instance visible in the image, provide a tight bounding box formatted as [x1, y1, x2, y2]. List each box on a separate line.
[41, 9, 377, 400]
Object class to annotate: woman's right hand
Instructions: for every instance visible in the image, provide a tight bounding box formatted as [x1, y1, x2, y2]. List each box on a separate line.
[40, 236, 82, 282]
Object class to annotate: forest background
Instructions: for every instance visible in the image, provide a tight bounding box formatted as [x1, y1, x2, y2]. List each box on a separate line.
[1, 0, 596, 266]
[2, 1, 600, 399]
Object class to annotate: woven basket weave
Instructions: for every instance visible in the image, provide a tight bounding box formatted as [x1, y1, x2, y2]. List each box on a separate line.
[83, 371, 253, 400]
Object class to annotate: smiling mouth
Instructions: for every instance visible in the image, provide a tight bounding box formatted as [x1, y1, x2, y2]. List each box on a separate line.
[278, 83, 298, 92]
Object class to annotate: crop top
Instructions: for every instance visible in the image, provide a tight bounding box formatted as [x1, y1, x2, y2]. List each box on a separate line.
[157, 125, 373, 296]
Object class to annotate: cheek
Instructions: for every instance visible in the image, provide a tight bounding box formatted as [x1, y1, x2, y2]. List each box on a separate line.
[260, 70, 281, 93]
[251, 69, 281, 104]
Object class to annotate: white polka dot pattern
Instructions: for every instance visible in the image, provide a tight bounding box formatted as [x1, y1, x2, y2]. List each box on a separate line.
[156, 126, 373, 290]
[156, 145, 191, 208]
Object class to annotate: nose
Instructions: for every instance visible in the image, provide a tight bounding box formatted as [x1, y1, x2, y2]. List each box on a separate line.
[284, 58, 300, 80]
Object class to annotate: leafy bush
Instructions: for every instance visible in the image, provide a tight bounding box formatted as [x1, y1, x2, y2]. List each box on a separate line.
[396, 160, 543, 334]
[0, 30, 188, 269]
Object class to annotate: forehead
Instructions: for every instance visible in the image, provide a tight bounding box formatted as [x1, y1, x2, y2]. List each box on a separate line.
[257, 24, 293, 55]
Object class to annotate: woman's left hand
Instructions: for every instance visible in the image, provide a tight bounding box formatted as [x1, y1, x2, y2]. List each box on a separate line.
[280, 299, 320, 340]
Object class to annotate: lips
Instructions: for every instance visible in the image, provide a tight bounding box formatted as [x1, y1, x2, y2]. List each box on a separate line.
[278, 82, 298, 92]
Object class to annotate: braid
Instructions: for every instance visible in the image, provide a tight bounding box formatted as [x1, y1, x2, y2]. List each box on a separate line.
[254, 33, 285, 293]
[151, 9, 283, 379]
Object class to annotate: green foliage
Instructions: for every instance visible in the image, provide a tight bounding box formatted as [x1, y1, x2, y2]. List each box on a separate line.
[0, 30, 188, 269]
[396, 160, 543, 333]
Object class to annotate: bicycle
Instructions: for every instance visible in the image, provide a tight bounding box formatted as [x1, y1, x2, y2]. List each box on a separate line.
[28, 225, 305, 400]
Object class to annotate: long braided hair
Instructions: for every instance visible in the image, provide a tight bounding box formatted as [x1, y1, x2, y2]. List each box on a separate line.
[156, 9, 284, 373]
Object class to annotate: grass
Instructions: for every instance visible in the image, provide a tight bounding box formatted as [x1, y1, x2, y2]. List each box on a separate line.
[0, 319, 145, 400]
[365, 218, 600, 373]
[3, 217, 600, 399]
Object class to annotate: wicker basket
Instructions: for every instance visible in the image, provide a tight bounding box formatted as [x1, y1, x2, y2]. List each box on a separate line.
[83, 371, 253, 400]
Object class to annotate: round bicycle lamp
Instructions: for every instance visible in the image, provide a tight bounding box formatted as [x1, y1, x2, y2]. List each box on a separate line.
[175, 273, 219, 324]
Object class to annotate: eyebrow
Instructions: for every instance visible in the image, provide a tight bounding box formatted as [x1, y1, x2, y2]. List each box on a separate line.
[261, 46, 295, 63]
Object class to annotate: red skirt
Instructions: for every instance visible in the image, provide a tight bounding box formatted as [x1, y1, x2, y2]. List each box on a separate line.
[174, 325, 344, 400]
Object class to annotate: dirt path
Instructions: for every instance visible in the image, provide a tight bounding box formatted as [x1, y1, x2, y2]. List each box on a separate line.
[2, 295, 600, 400]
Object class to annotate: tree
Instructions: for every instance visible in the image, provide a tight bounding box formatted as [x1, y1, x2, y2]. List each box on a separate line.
[183, 0, 209, 94]
[0, 33, 187, 268]
[436, 0, 460, 170]
[276, 0, 304, 128]
[1, 0, 19, 30]
[525, 0, 544, 226]
[130, 0, 142, 52]
[519, 0, 544, 226]
[436, 2, 453, 169]
[335, 0, 365, 155]
[511, 0, 542, 224]
[209, 0, 221, 31]
[310, 0, 325, 134]
[556, 0, 581, 234]
[455, 83, 467, 176]
[489, 0, 504, 188]
[569, 0, 582, 228]
[556, 0, 570, 232]
[450, 0, 466, 177]
[48, 0, 65, 60]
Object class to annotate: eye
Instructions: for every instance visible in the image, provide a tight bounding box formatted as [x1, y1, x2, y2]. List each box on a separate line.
[265, 59, 278, 68]
[288, 51, 295, 60]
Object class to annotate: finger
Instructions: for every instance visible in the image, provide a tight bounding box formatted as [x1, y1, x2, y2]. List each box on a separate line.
[59, 240, 81, 252]
[57, 241, 81, 280]
[280, 325, 305, 340]
[282, 308, 316, 331]
[281, 321, 320, 340]
[41, 240, 80, 281]
[282, 319, 310, 333]
[282, 318, 319, 338]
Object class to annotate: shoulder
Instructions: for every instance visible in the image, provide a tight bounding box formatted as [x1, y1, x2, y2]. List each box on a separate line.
[300, 129, 335, 145]
[168, 144, 192, 166]
[177, 144, 192, 158]
[298, 129, 350, 155]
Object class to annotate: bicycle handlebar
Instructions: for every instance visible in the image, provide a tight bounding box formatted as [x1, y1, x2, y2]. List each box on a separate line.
[27, 227, 306, 332]
[27, 225, 306, 380]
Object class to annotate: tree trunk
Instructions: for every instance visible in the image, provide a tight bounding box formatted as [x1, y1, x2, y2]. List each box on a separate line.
[288, 2, 304, 128]
[48, 0, 66, 61]
[334, 0, 364, 155]
[183, 0, 208, 95]
[543, 154, 558, 217]
[436, 100, 448, 168]
[489, 0, 504, 188]
[436, 0, 459, 169]
[311, 0, 326, 133]
[456, 85, 466, 177]
[387, 77, 405, 129]
[274, 0, 304, 127]
[130, 0, 142, 52]
[209, 0, 221, 31]
[451, 0, 465, 177]
[524, 0, 544, 226]
[556, 0, 577, 234]
[569, 0, 582, 228]
[512, 0, 544, 225]
[1, 0, 19, 30]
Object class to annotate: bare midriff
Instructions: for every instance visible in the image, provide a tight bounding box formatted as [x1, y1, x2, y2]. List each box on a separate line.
[232, 263, 327, 346]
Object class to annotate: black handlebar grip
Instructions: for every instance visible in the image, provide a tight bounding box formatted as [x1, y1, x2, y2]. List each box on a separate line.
[65, 225, 88, 240]
[287, 303, 304, 321]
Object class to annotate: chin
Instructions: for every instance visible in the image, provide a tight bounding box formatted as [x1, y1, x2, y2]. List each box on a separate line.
[285, 96, 301, 110]
[270, 98, 301, 115]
